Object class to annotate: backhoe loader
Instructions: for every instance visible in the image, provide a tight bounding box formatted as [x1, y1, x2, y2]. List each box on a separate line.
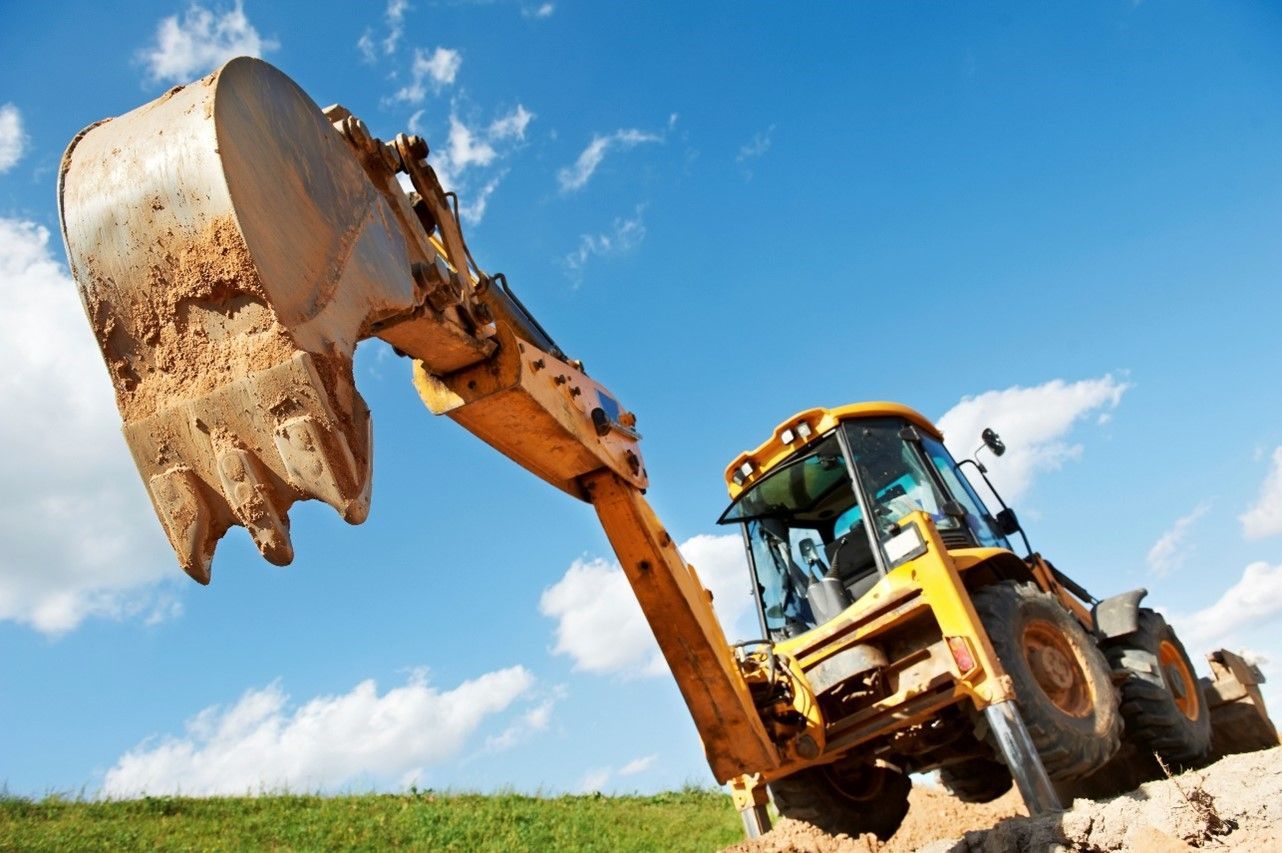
[58, 58, 1276, 839]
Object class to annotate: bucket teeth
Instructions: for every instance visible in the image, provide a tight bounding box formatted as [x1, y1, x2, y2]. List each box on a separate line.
[122, 351, 371, 577]
[149, 466, 215, 584]
[215, 447, 294, 566]
[273, 414, 369, 524]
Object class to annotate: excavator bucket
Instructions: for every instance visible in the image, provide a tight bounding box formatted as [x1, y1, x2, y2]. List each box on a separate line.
[58, 57, 493, 582]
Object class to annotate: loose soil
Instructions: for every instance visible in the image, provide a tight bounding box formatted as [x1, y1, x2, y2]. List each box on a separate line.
[728, 747, 1282, 852]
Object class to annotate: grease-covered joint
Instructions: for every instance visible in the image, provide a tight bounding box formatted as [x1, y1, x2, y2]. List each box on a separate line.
[394, 132, 429, 167]
[410, 257, 456, 311]
[331, 112, 400, 174]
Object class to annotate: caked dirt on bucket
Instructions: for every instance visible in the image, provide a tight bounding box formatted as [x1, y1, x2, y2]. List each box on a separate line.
[84, 214, 301, 423]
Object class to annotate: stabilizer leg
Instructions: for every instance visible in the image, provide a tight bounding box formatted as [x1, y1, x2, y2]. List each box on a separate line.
[730, 774, 772, 839]
[984, 699, 1062, 815]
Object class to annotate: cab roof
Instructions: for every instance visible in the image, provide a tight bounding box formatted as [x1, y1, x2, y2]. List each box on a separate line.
[722, 402, 943, 499]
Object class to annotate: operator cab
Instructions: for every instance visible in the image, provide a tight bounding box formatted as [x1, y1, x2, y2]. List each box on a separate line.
[718, 406, 1009, 640]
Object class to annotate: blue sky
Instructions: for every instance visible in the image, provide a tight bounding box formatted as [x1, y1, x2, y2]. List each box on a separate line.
[2, 0, 1282, 798]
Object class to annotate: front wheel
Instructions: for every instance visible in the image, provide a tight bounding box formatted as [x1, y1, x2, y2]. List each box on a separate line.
[938, 754, 1013, 803]
[974, 581, 1122, 781]
[769, 762, 910, 841]
[1102, 609, 1211, 769]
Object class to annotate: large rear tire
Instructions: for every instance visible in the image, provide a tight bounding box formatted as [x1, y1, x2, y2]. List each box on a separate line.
[1102, 609, 1211, 769]
[938, 755, 1013, 803]
[769, 762, 911, 841]
[974, 581, 1122, 781]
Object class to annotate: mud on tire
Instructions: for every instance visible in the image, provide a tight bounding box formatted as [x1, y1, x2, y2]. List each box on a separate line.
[1102, 609, 1212, 769]
[939, 755, 1013, 803]
[769, 762, 911, 841]
[974, 581, 1122, 781]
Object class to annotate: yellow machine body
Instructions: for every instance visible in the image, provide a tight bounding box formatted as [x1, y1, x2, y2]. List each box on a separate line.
[719, 405, 1099, 795]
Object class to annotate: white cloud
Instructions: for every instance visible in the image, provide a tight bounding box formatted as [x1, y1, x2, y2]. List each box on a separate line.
[618, 754, 656, 776]
[443, 107, 535, 178]
[357, 31, 377, 63]
[489, 104, 534, 141]
[383, 0, 410, 54]
[935, 375, 1130, 503]
[540, 556, 662, 676]
[460, 172, 505, 226]
[578, 766, 612, 793]
[1240, 447, 1282, 539]
[392, 47, 462, 104]
[418, 46, 462, 86]
[538, 533, 757, 678]
[103, 666, 534, 796]
[416, 104, 533, 226]
[445, 114, 498, 171]
[0, 103, 26, 173]
[0, 219, 179, 635]
[564, 206, 648, 275]
[737, 126, 775, 162]
[1178, 561, 1282, 651]
[358, 0, 411, 62]
[683, 533, 760, 642]
[1146, 503, 1210, 577]
[522, 2, 555, 18]
[482, 693, 556, 753]
[575, 754, 656, 793]
[736, 124, 775, 178]
[557, 128, 662, 193]
[138, 1, 277, 85]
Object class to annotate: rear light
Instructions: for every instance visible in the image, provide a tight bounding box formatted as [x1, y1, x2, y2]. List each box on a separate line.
[947, 636, 977, 674]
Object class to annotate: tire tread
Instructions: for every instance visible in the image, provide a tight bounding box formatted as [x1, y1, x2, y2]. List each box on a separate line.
[973, 581, 1122, 781]
[1101, 609, 1212, 768]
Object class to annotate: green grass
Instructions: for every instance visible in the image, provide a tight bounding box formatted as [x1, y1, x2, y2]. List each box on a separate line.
[0, 788, 743, 852]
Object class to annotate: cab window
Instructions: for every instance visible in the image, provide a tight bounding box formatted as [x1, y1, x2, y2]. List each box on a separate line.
[920, 435, 1008, 548]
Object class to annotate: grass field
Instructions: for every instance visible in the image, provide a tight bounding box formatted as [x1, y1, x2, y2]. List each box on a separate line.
[0, 788, 743, 851]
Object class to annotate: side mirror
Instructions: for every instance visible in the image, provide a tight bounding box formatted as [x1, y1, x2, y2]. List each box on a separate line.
[982, 427, 1006, 457]
[995, 507, 1020, 536]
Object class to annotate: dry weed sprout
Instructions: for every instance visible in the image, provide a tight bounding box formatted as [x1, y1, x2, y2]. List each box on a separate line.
[1154, 754, 1236, 845]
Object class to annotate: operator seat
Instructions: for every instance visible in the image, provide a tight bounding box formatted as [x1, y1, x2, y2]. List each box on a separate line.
[824, 529, 880, 600]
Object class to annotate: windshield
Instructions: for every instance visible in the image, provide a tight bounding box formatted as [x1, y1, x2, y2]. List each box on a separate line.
[719, 434, 865, 638]
[841, 419, 956, 536]
[719, 435, 851, 525]
[720, 417, 990, 639]
[919, 434, 1009, 548]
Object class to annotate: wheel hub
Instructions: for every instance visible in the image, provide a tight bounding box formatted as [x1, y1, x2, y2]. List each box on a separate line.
[1021, 618, 1093, 718]
[1031, 645, 1076, 690]
[1158, 639, 1200, 720]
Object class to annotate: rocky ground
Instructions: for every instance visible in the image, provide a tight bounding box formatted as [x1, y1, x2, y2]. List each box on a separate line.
[728, 747, 1282, 852]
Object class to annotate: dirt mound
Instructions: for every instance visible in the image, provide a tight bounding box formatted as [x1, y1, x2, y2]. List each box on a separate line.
[725, 786, 1025, 853]
[728, 747, 1282, 852]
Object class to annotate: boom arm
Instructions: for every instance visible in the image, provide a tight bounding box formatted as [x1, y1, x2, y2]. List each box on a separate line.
[58, 58, 779, 782]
